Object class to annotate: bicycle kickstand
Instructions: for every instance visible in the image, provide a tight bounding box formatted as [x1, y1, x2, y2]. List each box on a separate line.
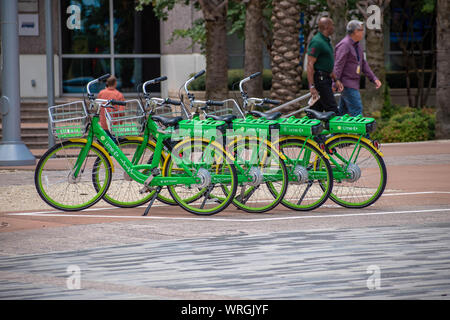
[142, 186, 162, 216]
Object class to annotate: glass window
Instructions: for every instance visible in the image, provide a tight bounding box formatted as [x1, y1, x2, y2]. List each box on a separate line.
[114, 58, 161, 93]
[113, 0, 160, 54]
[62, 58, 111, 93]
[61, 0, 110, 54]
[60, 0, 161, 94]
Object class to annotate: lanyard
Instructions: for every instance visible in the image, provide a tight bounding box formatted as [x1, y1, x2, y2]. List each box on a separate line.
[354, 43, 360, 63]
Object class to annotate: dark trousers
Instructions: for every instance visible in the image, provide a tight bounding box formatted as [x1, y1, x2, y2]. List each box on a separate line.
[311, 71, 339, 113]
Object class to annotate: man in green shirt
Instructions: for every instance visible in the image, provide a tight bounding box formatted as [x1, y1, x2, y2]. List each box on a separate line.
[306, 17, 343, 113]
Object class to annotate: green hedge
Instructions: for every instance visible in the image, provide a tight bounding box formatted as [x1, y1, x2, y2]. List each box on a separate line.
[371, 106, 435, 143]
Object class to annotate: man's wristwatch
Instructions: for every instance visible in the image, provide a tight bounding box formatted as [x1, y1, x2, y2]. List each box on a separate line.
[309, 84, 315, 89]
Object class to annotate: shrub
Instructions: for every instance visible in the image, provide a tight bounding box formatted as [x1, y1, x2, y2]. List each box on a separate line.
[371, 107, 435, 143]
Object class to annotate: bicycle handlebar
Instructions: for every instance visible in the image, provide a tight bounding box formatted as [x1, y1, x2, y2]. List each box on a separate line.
[206, 100, 224, 107]
[249, 72, 261, 79]
[97, 74, 111, 82]
[239, 72, 262, 96]
[165, 98, 182, 106]
[184, 70, 205, 99]
[194, 70, 205, 79]
[87, 73, 110, 96]
[264, 98, 281, 105]
[109, 99, 126, 106]
[143, 76, 168, 94]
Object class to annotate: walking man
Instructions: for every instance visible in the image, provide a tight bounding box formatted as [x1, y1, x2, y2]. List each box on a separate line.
[334, 20, 382, 116]
[307, 17, 343, 113]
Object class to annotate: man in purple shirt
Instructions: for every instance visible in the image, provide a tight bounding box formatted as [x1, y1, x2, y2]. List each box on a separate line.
[334, 20, 382, 116]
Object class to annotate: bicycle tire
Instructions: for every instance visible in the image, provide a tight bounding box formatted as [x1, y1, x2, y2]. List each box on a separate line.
[35, 141, 112, 211]
[165, 138, 238, 215]
[228, 137, 289, 213]
[274, 137, 333, 211]
[325, 135, 387, 208]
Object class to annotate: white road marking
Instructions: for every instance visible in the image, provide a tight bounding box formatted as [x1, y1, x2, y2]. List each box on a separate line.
[5, 191, 450, 222]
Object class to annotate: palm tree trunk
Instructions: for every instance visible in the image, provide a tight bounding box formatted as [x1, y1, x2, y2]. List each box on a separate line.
[199, 0, 229, 100]
[270, 0, 302, 112]
[244, 0, 264, 98]
[436, 0, 450, 138]
[327, 0, 348, 45]
[357, 0, 390, 115]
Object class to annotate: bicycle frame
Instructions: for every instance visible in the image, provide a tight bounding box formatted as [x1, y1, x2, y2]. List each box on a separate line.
[71, 95, 233, 190]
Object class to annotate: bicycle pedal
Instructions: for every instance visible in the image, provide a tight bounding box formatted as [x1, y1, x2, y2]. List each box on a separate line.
[143, 168, 161, 188]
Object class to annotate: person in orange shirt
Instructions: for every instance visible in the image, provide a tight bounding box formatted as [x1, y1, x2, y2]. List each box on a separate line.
[97, 75, 125, 142]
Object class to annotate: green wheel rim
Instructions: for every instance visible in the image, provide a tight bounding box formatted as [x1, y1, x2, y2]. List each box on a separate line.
[327, 137, 386, 208]
[35, 142, 111, 211]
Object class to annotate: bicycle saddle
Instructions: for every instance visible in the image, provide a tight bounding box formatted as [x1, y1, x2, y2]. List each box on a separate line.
[249, 110, 282, 120]
[151, 115, 183, 127]
[205, 114, 237, 123]
[304, 108, 336, 121]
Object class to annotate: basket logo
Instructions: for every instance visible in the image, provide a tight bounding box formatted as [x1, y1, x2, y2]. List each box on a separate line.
[100, 136, 105, 141]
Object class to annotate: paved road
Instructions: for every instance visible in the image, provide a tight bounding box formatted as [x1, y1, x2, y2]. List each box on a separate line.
[1, 140, 450, 300]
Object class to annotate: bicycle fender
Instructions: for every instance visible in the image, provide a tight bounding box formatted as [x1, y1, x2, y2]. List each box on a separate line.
[325, 134, 384, 157]
[68, 138, 115, 172]
[230, 136, 287, 160]
[274, 136, 330, 159]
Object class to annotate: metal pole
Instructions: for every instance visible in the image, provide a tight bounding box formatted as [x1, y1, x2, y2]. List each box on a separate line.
[45, 0, 55, 147]
[0, 0, 36, 166]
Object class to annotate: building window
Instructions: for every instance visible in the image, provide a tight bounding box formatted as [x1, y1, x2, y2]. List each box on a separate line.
[60, 0, 161, 94]
[386, 0, 435, 88]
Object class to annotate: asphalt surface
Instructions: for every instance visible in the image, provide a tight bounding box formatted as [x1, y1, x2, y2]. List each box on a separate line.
[1, 140, 450, 300]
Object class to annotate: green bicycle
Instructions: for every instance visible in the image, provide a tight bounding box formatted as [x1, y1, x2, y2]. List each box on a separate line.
[34, 74, 238, 216]
[240, 73, 386, 209]
[179, 71, 289, 214]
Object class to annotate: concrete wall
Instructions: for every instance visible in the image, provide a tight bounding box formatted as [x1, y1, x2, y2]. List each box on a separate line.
[19, 54, 60, 97]
[159, 2, 205, 98]
[17, 0, 59, 98]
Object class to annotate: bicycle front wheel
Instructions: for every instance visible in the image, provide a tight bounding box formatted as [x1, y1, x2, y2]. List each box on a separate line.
[326, 135, 387, 208]
[35, 141, 112, 211]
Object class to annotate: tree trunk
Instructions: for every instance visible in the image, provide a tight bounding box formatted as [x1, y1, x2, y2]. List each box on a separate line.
[199, 0, 229, 100]
[327, 0, 348, 46]
[436, 0, 450, 138]
[270, 0, 302, 112]
[357, 0, 390, 115]
[244, 0, 263, 98]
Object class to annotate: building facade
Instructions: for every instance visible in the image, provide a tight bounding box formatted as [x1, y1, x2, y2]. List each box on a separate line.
[8, 0, 205, 98]
[1, 0, 436, 104]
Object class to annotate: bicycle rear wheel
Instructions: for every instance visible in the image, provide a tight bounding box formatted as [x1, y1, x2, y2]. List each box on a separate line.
[326, 136, 387, 208]
[229, 137, 288, 213]
[275, 137, 333, 211]
[35, 141, 112, 211]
